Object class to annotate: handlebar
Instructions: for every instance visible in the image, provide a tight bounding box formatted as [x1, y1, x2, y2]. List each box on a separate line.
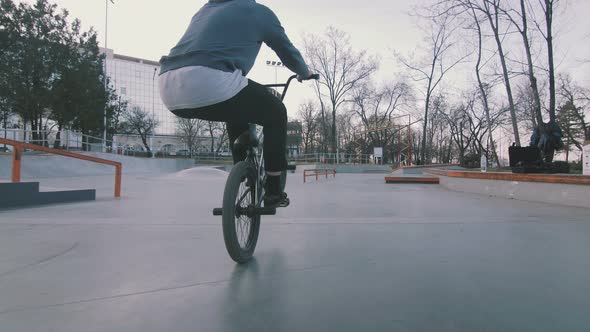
[264, 74, 319, 101]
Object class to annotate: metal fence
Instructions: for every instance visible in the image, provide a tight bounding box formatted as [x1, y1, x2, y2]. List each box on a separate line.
[1, 128, 114, 152]
[1, 129, 397, 165]
[288, 153, 387, 165]
[0, 129, 181, 158]
[191, 153, 388, 165]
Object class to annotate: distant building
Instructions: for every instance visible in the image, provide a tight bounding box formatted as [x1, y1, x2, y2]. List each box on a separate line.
[100, 48, 294, 157]
[102, 48, 224, 154]
[101, 48, 175, 136]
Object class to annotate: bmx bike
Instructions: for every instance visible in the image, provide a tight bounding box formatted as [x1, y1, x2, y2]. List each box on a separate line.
[213, 74, 319, 263]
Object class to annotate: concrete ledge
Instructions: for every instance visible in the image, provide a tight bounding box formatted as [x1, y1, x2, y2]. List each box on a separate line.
[428, 169, 590, 208]
[385, 176, 440, 184]
[390, 164, 460, 173]
[0, 182, 96, 209]
[426, 169, 590, 186]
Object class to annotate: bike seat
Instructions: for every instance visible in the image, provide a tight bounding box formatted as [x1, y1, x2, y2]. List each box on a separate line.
[233, 125, 259, 149]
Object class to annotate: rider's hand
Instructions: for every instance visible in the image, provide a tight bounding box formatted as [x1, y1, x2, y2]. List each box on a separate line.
[296, 73, 309, 82]
[297, 72, 318, 82]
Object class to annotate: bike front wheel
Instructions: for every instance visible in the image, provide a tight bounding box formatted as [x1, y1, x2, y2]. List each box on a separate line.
[222, 161, 261, 263]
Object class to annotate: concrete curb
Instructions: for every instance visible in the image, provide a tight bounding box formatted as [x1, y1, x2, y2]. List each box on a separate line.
[430, 169, 590, 209]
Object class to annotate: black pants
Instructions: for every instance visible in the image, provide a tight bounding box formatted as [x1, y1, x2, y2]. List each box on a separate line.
[172, 79, 287, 172]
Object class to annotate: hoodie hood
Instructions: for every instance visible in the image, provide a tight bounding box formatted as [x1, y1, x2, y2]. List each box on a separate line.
[209, 0, 255, 3]
[161, 0, 309, 78]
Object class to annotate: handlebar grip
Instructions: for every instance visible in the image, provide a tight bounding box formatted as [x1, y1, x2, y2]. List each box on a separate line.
[309, 74, 320, 80]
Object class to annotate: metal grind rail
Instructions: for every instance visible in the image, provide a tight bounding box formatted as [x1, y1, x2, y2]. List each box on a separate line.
[303, 168, 336, 183]
[0, 138, 122, 198]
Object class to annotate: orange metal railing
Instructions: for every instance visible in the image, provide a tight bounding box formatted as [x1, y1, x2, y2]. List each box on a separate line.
[0, 138, 122, 198]
[303, 168, 336, 183]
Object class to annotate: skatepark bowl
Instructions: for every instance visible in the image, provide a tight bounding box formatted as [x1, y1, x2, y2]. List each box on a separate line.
[1, 155, 590, 332]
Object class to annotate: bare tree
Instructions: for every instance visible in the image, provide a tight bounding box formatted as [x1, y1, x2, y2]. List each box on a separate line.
[397, 14, 468, 164]
[297, 100, 320, 154]
[441, 98, 485, 166]
[336, 111, 357, 159]
[215, 123, 228, 154]
[121, 106, 159, 154]
[444, 103, 471, 166]
[176, 117, 204, 156]
[437, 0, 522, 145]
[467, 3, 502, 166]
[351, 81, 412, 155]
[480, 0, 521, 146]
[426, 94, 451, 163]
[309, 78, 330, 153]
[204, 121, 228, 154]
[304, 26, 378, 153]
[515, 82, 542, 131]
[534, 0, 560, 123]
[497, 0, 544, 127]
[579, 88, 590, 141]
[467, 93, 506, 160]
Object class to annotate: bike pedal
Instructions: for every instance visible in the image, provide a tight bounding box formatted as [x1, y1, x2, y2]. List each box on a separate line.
[264, 192, 290, 209]
[213, 208, 223, 216]
[256, 207, 277, 216]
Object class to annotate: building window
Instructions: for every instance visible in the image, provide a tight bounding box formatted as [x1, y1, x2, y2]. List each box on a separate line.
[121, 87, 127, 95]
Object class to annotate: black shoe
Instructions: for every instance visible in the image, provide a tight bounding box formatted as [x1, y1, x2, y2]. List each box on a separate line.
[264, 192, 290, 208]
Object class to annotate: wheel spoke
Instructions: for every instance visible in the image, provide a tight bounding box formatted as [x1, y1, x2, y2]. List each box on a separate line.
[237, 186, 252, 206]
[235, 176, 254, 249]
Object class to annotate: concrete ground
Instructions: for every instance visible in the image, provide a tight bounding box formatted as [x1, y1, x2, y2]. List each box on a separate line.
[1, 168, 589, 332]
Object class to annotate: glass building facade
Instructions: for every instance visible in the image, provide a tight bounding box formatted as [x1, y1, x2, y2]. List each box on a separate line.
[102, 48, 176, 135]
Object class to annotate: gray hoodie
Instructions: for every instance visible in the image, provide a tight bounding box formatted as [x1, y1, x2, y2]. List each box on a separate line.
[159, 0, 309, 77]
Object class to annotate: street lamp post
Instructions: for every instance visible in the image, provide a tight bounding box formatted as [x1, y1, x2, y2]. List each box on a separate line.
[266, 60, 285, 84]
[152, 67, 157, 159]
[103, 0, 114, 153]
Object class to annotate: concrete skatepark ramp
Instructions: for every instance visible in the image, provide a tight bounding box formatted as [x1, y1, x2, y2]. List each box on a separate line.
[0, 141, 195, 208]
[0, 152, 195, 179]
[384, 165, 461, 184]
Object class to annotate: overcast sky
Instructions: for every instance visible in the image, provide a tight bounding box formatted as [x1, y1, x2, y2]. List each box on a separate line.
[16, 0, 590, 119]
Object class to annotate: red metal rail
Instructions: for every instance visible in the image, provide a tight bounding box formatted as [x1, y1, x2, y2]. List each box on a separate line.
[0, 138, 122, 197]
[303, 168, 336, 183]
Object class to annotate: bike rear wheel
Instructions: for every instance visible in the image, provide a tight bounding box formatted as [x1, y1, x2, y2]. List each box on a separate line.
[222, 161, 261, 263]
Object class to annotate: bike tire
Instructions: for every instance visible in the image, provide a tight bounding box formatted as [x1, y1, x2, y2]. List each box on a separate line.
[222, 161, 261, 263]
